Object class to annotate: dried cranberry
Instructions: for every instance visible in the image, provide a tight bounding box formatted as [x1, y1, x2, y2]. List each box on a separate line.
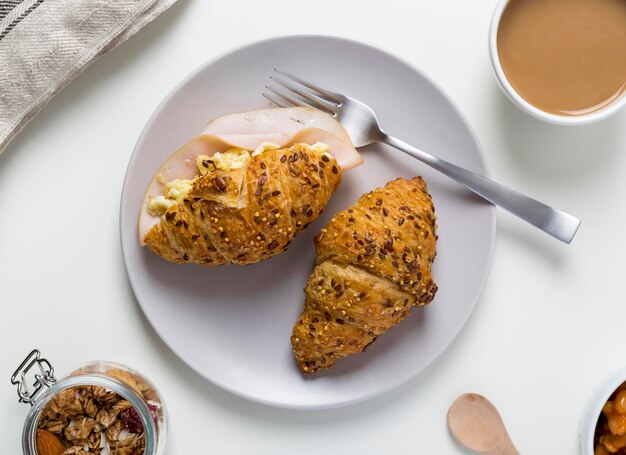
[120, 404, 160, 432]
[120, 407, 143, 433]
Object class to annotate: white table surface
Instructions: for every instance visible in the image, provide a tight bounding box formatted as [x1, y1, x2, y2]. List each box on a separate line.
[2, 0, 625, 453]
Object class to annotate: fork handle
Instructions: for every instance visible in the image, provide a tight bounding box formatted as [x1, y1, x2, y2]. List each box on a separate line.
[382, 134, 580, 244]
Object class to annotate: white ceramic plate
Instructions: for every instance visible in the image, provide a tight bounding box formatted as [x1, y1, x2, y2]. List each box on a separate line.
[120, 35, 495, 409]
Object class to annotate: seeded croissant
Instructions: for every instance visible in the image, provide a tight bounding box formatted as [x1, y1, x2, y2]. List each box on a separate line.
[138, 107, 364, 265]
[291, 177, 438, 373]
[142, 143, 342, 265]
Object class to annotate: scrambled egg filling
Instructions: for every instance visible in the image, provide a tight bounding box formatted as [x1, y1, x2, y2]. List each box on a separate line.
[146, 196, 175, 217]
[309, 142, 330, 154]
[165, 179, 194, 200]
[147, 179, 194, 216]
[196, 148, 251, 175]
[147, 143, 330, 217]
[252, 142, 279, 157]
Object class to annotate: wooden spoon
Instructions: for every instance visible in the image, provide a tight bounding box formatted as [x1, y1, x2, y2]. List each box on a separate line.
[447, 393, 520, 455]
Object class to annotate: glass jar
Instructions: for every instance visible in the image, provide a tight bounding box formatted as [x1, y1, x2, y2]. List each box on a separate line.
[11, 349, 168, 455]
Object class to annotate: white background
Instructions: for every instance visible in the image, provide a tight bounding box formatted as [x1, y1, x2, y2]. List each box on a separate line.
[2, 0, 625, 453]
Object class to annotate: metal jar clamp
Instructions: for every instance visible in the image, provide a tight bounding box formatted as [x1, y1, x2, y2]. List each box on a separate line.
[11, 349, 56, 406]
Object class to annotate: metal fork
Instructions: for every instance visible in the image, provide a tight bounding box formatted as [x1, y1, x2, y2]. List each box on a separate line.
[263, 69, 580, 244]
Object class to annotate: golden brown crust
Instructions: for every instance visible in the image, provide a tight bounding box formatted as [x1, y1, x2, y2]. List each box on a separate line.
[291, 177, 438, 373]
[143, 144, 342, 265]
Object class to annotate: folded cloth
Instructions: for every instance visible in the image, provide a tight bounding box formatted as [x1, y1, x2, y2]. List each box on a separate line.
[0, 0, 180, 154]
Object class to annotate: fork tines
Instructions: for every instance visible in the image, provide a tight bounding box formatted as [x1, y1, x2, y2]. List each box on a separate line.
[263, 68, 341, 116]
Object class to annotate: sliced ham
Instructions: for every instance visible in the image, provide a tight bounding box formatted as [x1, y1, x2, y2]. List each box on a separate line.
[203, 106, 354, 148]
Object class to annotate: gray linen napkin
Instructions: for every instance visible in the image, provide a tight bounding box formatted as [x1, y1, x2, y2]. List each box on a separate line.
[0, 0, 180, 154]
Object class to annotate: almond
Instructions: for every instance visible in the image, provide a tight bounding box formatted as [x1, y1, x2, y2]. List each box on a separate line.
[36, 429, 64, 455]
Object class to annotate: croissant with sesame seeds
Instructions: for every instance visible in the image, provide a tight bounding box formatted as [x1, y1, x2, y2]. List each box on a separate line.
[291, 177, 438, 373]
[142, 143, 342, 265]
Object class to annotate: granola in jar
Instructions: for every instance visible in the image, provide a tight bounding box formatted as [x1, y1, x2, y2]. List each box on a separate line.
[12, 351, 168, 455]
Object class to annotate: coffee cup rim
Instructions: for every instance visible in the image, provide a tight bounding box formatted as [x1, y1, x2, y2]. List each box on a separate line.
[489, 0, 626, 126]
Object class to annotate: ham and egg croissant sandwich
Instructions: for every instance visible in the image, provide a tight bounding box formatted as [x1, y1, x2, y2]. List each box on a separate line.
[138, 107, 362, 265]
[291, 177, 438, 373]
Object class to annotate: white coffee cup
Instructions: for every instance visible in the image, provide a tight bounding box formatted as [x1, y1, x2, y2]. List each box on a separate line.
[489, 0, 626, 126]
